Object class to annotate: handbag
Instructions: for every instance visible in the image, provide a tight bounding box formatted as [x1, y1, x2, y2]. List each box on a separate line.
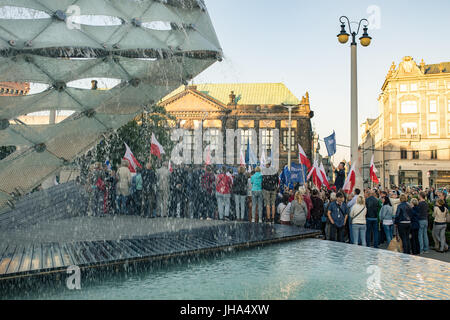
[352, 207, 365, 221]
[387, 237, 403, 253]
[446, 208, 450, 223]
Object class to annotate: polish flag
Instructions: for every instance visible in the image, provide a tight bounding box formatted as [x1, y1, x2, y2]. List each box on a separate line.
[298, 144, 311, 169]
[319, 162, 330, 189]
[239, 149, 245, 166]
[370, 154, 379, 185]
[150, 133, 165, 159]
[342, 163, 356, 194]
[205, 145, 211, 165]
[123, 143, 142, 173]
[307, 160, 322, 189]
[168, 159, 173, 173]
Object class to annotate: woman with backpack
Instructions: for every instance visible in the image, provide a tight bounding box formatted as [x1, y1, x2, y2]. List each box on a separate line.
[432, 199, 449, 253]
[232, 166, 248, 221]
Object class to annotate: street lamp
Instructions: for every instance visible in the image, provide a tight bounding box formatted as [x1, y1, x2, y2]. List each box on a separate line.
[282, 103, 298, 170]
[337, 16, 372, 190]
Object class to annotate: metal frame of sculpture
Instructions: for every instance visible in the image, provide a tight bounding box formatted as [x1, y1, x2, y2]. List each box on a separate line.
[0, 0, 222, 209]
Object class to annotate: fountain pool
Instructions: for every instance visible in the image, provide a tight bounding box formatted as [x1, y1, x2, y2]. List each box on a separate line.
[4, 238, 449, 300]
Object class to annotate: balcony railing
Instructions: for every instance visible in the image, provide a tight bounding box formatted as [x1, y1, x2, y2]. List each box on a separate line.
[399, 133, 421, 140]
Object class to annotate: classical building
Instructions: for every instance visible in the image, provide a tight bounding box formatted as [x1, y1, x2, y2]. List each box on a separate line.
[0, 81, 29, 96]
[360, 56, 450, 189]
[159, 83, 314, 167]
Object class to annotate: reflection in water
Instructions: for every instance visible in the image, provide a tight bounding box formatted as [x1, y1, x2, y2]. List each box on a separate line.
[3, 239, 450, 300]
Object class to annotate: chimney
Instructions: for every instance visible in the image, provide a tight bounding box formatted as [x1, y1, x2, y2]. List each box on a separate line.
[228, 91, 236, 105]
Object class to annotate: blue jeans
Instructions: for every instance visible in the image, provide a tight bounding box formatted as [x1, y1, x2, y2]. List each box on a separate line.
[418, 219, 429, 252]
[117, 195, 128, 215]
[216, 193, 231, 220]
[234, 195, 246, 220]
[348, 217, 353, 243]
[383, 224, 394, 245]
[366, 218, 379, 248]
[252, 191, 263, 222]
[352, 224, 366, 246]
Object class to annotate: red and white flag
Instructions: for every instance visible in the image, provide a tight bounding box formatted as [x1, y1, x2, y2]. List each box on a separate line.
[298, 144, 311, 169]
[205, 145, 211, 165]
[342, 163, 356, 194]
[319, 163, 330, 189]
[123, 143, 142, 173]
[239, 149, 245, 166]
[151, 133, 165, 159]
[307, 160, 322, 189]
[168, 159, 173, 173]
[369, 154, 379, 185]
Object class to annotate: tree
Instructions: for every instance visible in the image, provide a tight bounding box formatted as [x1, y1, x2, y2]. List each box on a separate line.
[93, 106, 175, 170]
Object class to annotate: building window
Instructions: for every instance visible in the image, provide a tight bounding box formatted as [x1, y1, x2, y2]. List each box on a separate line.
[401, 122, 417, 135]
[401, 101, 417, 113]
[412, 150, 419, 159]
[429, 121, 438, 135]
[401, 148, 408, 159]
[448, 120, 450, 134]
[261, 129, 273, 154]
[429, 82, 436, 90]
[429, 100, 437, 113]
[431, 149, 437, 160]
[282, 130, 296, 151]
[399, 84, 407, 92]
[204, 129, 220, 152]
[183, 130, 194, 154]
[410, 83, 417, 91]
[448, 100, 450, 112]
[241, 129, 253, 153]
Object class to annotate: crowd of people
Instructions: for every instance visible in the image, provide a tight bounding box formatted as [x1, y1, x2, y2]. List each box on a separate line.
[82, 159, 449, 255]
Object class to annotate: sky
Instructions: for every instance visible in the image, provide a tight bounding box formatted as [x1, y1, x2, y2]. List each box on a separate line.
[194, 0, 450, 164]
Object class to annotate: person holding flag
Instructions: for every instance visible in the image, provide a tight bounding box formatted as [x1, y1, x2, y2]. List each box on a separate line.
[333, 162, 346, 191]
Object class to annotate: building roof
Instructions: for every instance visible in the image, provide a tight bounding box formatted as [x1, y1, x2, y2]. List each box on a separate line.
[161, 83, 302, 106]
[424, 62, 450, 74]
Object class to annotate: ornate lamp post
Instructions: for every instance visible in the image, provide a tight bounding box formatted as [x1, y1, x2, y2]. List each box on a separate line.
[337, 16, 372, 190]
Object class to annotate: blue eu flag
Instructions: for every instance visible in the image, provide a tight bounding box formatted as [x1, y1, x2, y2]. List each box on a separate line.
[324, 131, 337, 157]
